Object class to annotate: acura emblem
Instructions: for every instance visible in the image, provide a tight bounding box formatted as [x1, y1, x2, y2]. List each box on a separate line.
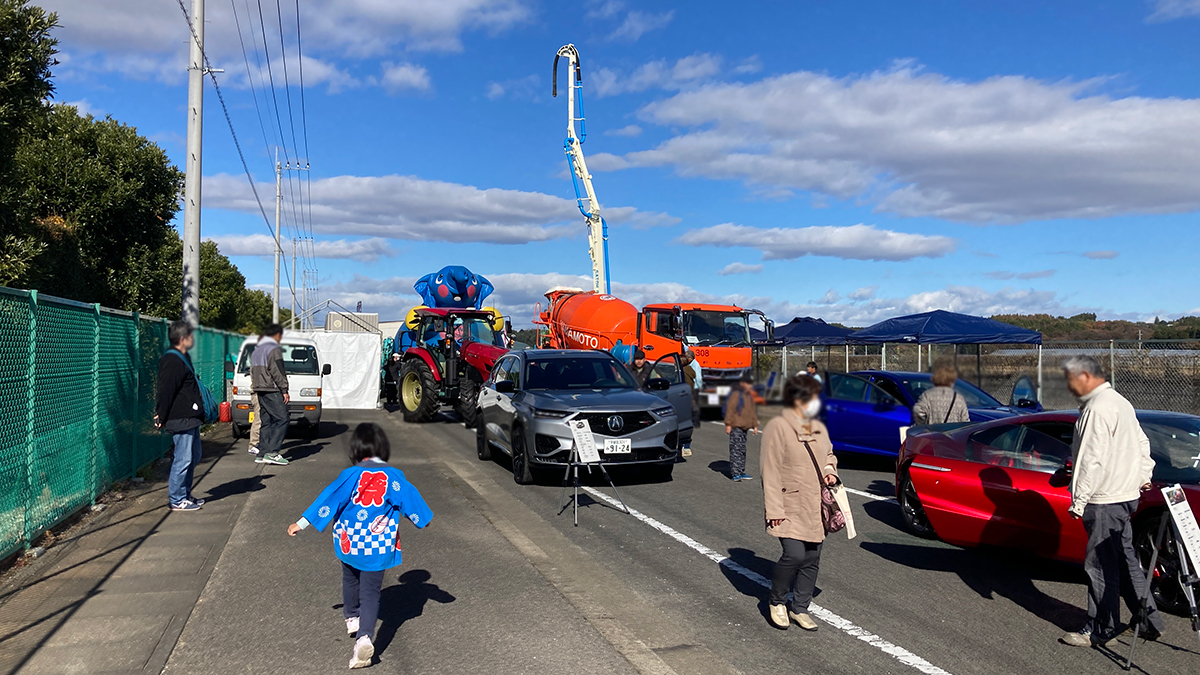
[607, 415, 625, 432]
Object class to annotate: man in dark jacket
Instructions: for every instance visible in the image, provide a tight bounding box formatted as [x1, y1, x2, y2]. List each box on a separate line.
[631, 350, 654, 386]
[155, 320, 206, 511]
[252, 324, 291, 465]
[384, 353, 401, 405]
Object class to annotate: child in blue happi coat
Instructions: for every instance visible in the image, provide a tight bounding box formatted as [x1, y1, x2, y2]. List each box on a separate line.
[288, 423, 433, 669]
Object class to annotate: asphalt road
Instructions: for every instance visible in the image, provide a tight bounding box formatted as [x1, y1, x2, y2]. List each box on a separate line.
[167, 408, 1199, 674]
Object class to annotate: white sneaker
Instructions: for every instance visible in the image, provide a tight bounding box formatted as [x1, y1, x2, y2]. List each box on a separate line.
[248, 445, 259, 455]
[349, 635, 374, 669]
[769, 604, 788, 629]
[346, 617, 359, 636]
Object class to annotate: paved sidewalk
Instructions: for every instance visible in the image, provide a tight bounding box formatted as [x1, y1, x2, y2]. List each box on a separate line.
[0, 426, 261, 675]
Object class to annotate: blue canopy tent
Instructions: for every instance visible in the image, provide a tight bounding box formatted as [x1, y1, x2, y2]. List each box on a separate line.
[775, 317, 854, 346]
[845, 309, 1043, 390]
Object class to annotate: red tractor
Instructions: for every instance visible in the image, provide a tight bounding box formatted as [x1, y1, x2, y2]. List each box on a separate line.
[395, 307, 508, 426]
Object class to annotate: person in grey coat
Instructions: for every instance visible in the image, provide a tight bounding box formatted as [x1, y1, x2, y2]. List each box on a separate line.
[911, 364, 970, 425]
[251, 324, 291, 465]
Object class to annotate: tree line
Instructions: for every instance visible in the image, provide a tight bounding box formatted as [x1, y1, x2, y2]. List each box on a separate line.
[0, 0, 289, 333]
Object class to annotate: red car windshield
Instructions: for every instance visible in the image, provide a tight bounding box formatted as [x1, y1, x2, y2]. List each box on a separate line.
[1142, 418, 1200, 485]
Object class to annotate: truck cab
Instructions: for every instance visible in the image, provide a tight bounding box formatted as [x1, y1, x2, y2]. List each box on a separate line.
[229, 336, 330, 439]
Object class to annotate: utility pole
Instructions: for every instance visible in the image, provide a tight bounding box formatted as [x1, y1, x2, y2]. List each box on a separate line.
[300, 269, 308, 330]
[273, 150, 282, 324]
[291, 238, 297, 328]
[181, 0, 205, 326]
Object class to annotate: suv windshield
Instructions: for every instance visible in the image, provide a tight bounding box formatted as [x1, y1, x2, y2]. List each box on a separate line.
[524, 357, 639, 391]
[237, 343, 319, 375]
[895, 375, 1002, 408]
[684, 311, 750, 347]
[1141, 417, 1200, 485]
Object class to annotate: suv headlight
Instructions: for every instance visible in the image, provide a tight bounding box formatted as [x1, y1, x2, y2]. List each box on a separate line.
[533, 408, 569, 419]
[299, 388, 321, 397]
[651, 406, 675, 417]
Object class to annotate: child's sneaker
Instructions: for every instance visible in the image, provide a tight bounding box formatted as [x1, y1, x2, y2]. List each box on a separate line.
[256, 453, 289, 465]
[349, 635, 373, 669]
[346, 616, 359, 636]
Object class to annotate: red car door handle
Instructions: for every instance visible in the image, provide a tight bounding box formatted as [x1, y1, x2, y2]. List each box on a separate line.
[911, 462, 951, 473]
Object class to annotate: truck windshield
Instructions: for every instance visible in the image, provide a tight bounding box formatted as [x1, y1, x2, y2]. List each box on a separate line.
[524, 357, 639, 391]
[236, 343, 319, 375]
[684, 311, 750, 347]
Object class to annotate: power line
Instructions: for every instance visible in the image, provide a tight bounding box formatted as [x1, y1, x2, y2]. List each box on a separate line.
[174, 0, 294, 298]
[295, 0, 317, 267]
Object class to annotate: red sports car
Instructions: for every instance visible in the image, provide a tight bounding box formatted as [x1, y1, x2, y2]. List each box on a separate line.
[897, 410, 1200, 613]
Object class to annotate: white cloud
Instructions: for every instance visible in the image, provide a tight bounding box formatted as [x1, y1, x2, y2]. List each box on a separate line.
[815, 289, 841, 305]
[42, 0, 529, 81]
[615, 62, 1200, 223]
[1147, 0, 1200, 21]
[206, 234, 395, 262]
[718, 262, 763, 276]
[585, 0, 624, 19]
[985, 269, 1056, 280]
[1084, 250, 1119, 259]
[733, 55, 763, 75]
[608, 10, 674, 42]
[677, 223, 957, 261]
[58, 99, 103, 117]
[380, 62, 431, 93]
[591, 53, 723, 98]
[605, 124, 643, 137]
[485, 74, 539, 101]
[847, 286, 879, 301]
[203, 173, 674, 244]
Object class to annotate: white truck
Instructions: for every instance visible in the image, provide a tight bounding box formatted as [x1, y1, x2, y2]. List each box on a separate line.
[228, 335, 331, 439]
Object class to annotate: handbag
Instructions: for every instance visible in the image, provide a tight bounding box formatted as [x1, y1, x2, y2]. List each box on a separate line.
[802, 439, 846, 535]
[167, 349, 220, 424]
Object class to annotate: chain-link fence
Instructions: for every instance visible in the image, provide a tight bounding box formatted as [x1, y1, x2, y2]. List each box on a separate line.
[753, 340, 1200, 415]
[0, 286, 243, 560]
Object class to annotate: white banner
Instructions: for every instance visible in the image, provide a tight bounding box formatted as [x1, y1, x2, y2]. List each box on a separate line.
[293, 331, 382, 410]
[1162, 485, 1200, 571]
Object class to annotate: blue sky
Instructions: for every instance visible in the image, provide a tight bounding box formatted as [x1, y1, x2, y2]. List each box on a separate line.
[40, 0, 1200, 326]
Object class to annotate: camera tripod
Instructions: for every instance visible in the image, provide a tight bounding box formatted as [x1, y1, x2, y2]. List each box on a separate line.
[559, 445, 628, 527]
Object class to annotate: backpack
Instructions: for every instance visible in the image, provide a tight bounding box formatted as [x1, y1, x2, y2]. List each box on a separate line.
[167, 349, 220, 424]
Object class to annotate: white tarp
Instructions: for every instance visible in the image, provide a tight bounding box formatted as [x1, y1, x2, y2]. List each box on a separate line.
[294, 330, 381, 409]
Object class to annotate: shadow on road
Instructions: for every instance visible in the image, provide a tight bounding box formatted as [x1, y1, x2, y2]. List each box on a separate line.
[373, 570, 456, 657]
[202, 474, 271, 503]
[859, 541, 1086, 632]
[719, 547, 824, 628]
[708, 460, 731, 478]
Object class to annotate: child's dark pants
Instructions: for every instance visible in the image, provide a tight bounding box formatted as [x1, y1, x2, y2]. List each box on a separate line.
[342, 562, 385, 639]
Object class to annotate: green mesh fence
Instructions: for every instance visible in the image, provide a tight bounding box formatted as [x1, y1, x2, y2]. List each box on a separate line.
[0, 286, 243, 559]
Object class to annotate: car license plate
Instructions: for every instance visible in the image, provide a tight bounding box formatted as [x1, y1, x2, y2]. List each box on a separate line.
[604, 438, 632, 454]
[706, 394, 719, 405]
[716, 386, 731, 396]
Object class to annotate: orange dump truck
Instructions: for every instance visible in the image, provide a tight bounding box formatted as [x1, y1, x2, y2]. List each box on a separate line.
[535, 288, 774, 410]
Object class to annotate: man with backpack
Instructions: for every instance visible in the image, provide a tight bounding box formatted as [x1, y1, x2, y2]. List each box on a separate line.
[252, 324, 291, 466]
[154, 320, 207, 512]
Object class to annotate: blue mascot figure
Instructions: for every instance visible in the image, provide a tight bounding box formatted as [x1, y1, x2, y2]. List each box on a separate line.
[414, 266, 494, 309]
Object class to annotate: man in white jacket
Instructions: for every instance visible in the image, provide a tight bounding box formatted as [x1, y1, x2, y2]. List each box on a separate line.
[1059, 356, 1164, 647]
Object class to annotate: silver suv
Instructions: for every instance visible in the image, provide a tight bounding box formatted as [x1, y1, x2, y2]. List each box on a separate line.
[475, 350, 689, 484]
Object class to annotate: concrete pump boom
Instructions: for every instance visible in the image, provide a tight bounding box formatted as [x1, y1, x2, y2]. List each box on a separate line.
[554, 44, 610, 294]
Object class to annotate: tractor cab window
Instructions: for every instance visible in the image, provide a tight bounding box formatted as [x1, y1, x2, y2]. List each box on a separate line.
[456, 317, 501, 346]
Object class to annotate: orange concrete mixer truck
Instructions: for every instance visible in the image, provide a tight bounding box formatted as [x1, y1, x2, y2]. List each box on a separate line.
[534, 288, 774, 412]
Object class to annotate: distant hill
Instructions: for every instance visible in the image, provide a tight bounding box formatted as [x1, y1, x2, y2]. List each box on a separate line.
[990, 313, 1200, 341]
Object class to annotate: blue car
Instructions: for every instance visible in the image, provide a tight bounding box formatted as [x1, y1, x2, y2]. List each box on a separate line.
[822, 371, 1041, 457]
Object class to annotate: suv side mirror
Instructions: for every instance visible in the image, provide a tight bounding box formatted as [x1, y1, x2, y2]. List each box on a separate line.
[645, 377, 670, 391]
[322, 364, 332, 376]
[1016, 398, 1037, 409]
[495, 380, 515, 394]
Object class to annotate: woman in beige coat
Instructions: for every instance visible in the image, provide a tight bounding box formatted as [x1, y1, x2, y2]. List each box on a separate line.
[760, 374, 838, 631]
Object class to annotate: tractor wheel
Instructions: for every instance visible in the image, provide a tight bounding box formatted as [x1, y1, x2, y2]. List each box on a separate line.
[456, 378, 480, 428]
[400, 359, 439, 423]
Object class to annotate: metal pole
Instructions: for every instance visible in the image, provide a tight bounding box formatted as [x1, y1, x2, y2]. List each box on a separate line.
[1037, 344, 1043, 403]
[881, 344, 887, 371]
[977, 344, 983, 388]
[1110, 339, 1116, 389]
[181, 0, 205, 327]
[291, 238, 297, 328]
[300, 269, 307, 330]
[918, 341, 922, 372]
[845, 344, 849, 372]
[273, 151, 281, 324]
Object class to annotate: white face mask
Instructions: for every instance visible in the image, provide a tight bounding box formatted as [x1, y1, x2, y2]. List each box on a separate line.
[801, 398, 821, 419]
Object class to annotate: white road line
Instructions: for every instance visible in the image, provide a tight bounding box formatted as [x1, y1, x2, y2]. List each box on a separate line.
[843, 487, 898, 504]
[581, 486, 952, 675]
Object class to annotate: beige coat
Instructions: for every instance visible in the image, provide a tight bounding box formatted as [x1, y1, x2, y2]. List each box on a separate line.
[760, 411, 838, 543]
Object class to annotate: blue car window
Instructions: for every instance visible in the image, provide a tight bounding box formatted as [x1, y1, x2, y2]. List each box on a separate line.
[829, 373, 868, 401]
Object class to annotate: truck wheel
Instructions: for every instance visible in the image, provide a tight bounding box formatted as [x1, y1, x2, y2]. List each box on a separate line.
[456, 378, 480, 428]
[400, 359, 439, 423]
[511, 429, 535, 485]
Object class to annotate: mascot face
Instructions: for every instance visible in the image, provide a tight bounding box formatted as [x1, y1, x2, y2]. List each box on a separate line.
[415, 266, 494, 309]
